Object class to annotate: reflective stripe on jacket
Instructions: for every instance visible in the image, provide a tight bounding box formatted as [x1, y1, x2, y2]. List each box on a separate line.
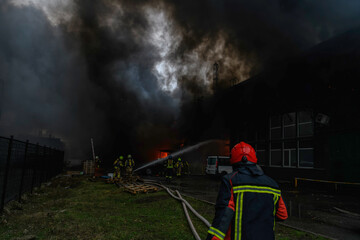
[175, 161, 183, 168]
[206, 164, 288, 240]
[113, 159, 123, 167]
[166, 159, 174, 168]
[125, 159, 134, 167]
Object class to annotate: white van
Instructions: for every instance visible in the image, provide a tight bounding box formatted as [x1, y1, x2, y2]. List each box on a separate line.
[205, 156, 232, 176]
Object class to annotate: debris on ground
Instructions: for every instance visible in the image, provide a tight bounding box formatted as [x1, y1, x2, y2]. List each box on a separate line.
[119, 182, 159, 195]
[108, 175, 160, 194]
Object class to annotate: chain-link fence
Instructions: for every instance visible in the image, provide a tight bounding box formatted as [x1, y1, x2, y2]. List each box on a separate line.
[0, 136, 64, 211]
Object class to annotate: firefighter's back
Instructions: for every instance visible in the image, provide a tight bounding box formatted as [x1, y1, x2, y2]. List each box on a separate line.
[225, 166, 281, 240]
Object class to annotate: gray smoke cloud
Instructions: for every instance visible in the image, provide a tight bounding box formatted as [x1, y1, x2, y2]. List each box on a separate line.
[1, 0, 360, 164]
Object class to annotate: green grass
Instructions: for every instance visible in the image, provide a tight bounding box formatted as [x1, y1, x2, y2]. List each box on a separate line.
[276, 225, 328, 240]
[0, 176, 328, 240]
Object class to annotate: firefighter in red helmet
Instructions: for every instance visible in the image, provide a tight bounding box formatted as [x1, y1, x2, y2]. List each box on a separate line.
[206, 142, 288, 240]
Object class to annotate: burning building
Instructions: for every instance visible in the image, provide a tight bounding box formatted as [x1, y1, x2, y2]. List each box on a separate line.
[136, 139, 229, 175]
[2, 0, 360, 170]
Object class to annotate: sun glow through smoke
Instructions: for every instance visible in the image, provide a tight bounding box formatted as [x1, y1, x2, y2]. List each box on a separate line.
[145, 6, 181, 93]
[10, 0, 252, 96]
[145, 5, 251, 95]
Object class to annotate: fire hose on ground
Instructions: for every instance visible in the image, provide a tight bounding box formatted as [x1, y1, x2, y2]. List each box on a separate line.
[143, 179, 336, 240]
[143, 179, 211, 240]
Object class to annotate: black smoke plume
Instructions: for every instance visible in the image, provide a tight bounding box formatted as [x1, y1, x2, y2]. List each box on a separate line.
[1, 0, 360, 165]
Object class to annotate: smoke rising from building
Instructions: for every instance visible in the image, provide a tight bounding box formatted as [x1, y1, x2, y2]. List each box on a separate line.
[1, 0, 360, 163]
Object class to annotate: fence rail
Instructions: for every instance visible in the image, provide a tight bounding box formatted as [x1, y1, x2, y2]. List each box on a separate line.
[294, 177, 360, 191]
[0, 135, 64, 211]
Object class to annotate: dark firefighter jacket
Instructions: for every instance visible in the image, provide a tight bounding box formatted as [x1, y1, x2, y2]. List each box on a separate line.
[164, 159, 174, 168]
[206, 164, 288, 240]
[125, 158, 135, 167]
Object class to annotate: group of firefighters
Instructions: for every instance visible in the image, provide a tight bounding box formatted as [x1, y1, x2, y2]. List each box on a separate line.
[163, 156, 189, 182]
[109, 153, 189, 182]
[97, 153, 189, 182]
[112, 154, 136, 180]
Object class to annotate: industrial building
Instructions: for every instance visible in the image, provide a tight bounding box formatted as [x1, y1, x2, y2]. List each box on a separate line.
[220, 27, 360, 182]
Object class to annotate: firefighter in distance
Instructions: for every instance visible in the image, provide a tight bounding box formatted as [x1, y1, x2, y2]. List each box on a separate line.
[164, 155, 174, 182]
[113, 155, 124, 180]
[125, 154, 135, 177]
[175, 157, 183, 177]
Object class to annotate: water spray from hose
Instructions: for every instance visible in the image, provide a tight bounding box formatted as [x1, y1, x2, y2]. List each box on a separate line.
[134, 139, 223, 172]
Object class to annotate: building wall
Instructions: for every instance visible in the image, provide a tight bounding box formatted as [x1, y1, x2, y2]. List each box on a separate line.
[229, 108, 360, 183]
[328, 131, 360, 182]
[223, 28, 360, 183]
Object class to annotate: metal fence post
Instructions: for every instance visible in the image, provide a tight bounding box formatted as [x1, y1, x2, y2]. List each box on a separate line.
[18, 140, 29, 202]
[1, 136, 13, 211]
[46, 147, 50, 181]
[59, 151, 65, 175]
[47, 147, 50, 180]
[39, 145, 45, 187]
[49, 147, 53, 179]
[41, 145, 46, 185]
[31, 143, 39, 194]
[48, 147, 51, 180]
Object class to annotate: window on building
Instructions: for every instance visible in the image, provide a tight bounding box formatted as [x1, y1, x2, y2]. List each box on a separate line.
[268, 110, 314, 168]
[284, 141, 297, 167]
[299, 140, 314, 168]
[284, 112, 296, 138]
[299, 111, 314, 137]
[299, 149, 314, 167]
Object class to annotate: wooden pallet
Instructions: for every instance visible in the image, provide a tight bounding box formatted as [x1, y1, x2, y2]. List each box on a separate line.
[121, 182, 159, 194]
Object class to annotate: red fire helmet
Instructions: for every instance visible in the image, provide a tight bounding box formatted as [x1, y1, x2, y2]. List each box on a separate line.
[230, 142, 257, 165]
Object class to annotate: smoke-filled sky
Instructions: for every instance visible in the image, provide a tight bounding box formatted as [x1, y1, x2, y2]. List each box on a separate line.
[1, 0, 360, 163]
